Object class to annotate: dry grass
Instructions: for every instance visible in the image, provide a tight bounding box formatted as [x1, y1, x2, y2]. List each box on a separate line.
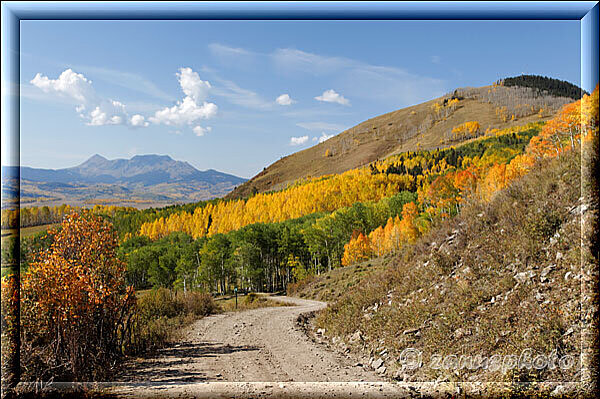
[287, 257, 387, 303]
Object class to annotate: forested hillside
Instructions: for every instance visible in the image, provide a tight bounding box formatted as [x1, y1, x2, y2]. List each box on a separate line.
[228, 78, 578, 199]
[6, 84, 595, 298]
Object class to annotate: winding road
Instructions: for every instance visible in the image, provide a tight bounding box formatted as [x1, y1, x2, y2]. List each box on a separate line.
[116, 296, 381, 385]
[105, 297, 498, 398]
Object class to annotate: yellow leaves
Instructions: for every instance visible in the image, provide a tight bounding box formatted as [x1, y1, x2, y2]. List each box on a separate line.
[451, 121, 481, 142]
[140, 169, 413, 240]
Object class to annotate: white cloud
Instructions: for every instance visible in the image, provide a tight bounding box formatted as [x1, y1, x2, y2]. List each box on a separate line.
[290, 135, 309, 146]
[177, 67, 211, 103]
[272, 48, 347, 75]
[193, 126, 212, 136]
[273, 48, 447, 106]
[130, 114, 149, 127]
[31, 67, 219, 133]
[209, 43, 254, 58]
[149, 68, 218, 127]
[149, 97, 217, 126]
[316, 132, 334, 143]
[297, 121, 346, 131]
[275, 93, 295, 106]
[315, 89, 350, 106]
[31, 69, 97, 105]
[205, 44, 446, 108]
[31, 70, 136, 127]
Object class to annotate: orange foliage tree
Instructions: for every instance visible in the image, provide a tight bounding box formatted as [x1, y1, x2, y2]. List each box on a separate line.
[341, 232, 373, 266]
[21, 211, 135, 380]
[342, 202, 420, 266]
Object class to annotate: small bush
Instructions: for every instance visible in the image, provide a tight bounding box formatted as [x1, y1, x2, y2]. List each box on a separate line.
[244, 292, 259, 304]
[123, 289, 217, 355]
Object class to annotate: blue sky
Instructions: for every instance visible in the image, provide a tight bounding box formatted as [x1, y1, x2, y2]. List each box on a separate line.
[15, 20, 580, 178]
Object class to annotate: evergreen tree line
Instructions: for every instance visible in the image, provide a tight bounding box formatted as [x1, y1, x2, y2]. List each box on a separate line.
[500, 74, 587, 100]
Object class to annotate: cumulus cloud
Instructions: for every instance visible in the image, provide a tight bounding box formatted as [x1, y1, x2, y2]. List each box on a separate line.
[275, 94, 295, 106]
[177, 67, 211, 102]
[149, 97, 217, 126]
[130, 114, 149, 127]
[148, 67, 218, 128]
[315, 89, 350, 106]
[290, 135, 309, 146]
[31, 69, 97, 105]
[31, 69, 135, 127]
[193, 126, 212, 137]
[86, 100, 129, 126]
[313, 132, 334, 143]
[31, 67, 218, 134]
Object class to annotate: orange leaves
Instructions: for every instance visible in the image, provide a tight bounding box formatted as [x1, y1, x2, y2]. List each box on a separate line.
[528, 85, 599, 157]
[341, 232, 372, 266]
[341, 202, 420, 266]
[21, 211, 135, 359]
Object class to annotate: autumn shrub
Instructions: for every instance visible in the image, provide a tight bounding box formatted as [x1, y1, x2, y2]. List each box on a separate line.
[177, 290, 218, 316]
[122, 288, 217, 355]
[244, 292, 259, 304]
[20, 211, 136, 382]
[286, 274, 316, 296]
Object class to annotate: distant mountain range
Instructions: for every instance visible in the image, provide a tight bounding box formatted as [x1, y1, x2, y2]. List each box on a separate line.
[2, 154, 246, 208]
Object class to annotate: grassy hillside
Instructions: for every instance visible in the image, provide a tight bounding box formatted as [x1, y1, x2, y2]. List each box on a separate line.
[228, 84, 573, 199]
[295, 148, 595, 388]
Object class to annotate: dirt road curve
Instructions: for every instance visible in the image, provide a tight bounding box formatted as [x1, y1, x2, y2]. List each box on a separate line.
[116, 296, 382, 386]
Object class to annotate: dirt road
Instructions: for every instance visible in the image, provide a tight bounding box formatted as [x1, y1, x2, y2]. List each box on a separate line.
[116, 296, 382, 385]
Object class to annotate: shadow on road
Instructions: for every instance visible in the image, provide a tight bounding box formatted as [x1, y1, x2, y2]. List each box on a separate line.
[117, 342, 259, 383]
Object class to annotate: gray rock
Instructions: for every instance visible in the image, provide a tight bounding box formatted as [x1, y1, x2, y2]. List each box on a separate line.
[565, 271, 572, 281]
[349, 330, 363, 343]
[372, 358, 384, 369]
[403, 328, 420, 335]
[515, 270, 536, 284]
